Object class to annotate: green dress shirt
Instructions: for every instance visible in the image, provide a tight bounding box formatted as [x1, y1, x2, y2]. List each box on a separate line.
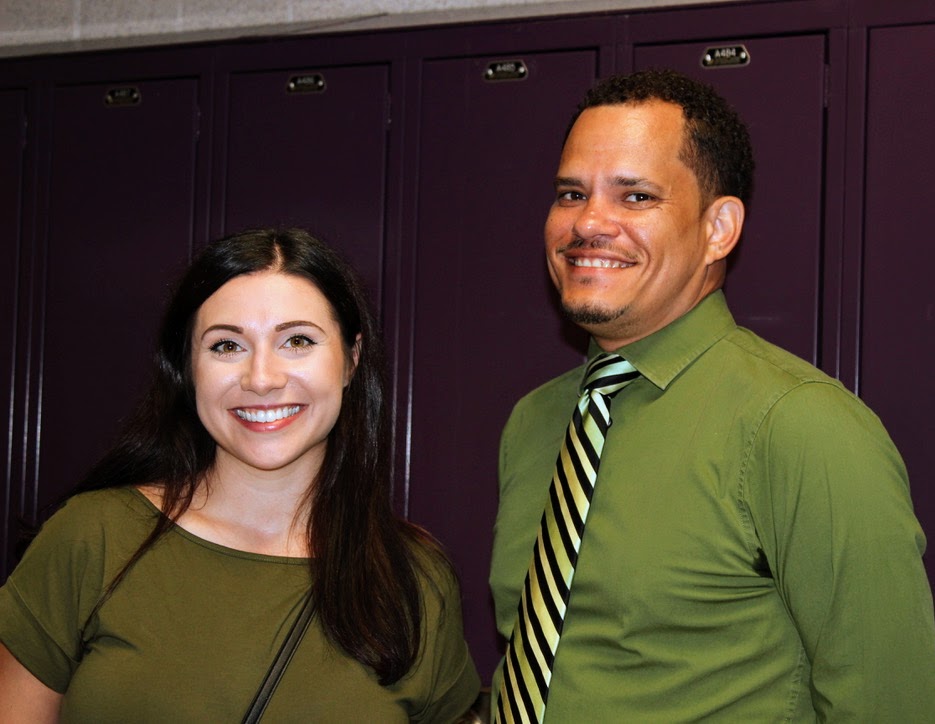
[490, 291, 935, 722]
[0, 487, 480, 722]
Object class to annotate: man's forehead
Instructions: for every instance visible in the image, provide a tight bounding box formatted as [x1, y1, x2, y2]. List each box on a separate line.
[569, 100, 687, 143]
[559, 102, 690, 172]
[557, 101, 707, 206]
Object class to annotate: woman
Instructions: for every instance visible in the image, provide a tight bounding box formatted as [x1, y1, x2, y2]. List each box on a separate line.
[0, 228, 480, 722]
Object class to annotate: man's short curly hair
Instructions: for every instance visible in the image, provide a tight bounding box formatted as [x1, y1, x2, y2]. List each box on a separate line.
[568, 69, 755, 207]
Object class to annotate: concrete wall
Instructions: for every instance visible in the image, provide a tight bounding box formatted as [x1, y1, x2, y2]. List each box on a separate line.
[0, 0, 735, 57]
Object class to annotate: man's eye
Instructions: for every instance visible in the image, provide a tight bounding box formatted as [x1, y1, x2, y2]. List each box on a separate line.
[624, 192, 655, 203]
[557, 190, 586, 202]
[209, 340, 242, 355]
[284, 335, 315, 350]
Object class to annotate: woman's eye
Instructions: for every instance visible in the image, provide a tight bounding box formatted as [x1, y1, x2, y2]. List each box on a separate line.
[209, 339, 242, 356]
[284, 335, 315, 350]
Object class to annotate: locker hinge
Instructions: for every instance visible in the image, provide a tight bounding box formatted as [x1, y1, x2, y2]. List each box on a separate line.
[823, 64, 831, 108]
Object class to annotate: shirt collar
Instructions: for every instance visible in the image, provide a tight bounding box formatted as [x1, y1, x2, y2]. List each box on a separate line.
[585, 290, 736, 391]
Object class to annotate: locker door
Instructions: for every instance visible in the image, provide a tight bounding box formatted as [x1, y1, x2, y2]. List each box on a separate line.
[861, 24, 935, 584]
[219, 65, 389, 308]
[634, 35, 827, 364]
[37, 78, 199, 510]
[0, 89, 26, 579]
[410, 50, 597, 678]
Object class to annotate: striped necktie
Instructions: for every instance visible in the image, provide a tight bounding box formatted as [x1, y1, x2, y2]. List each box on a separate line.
[496, 352, 640, 723]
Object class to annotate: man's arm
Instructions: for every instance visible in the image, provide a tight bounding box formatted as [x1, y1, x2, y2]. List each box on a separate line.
[0, 643, 62, 723]
[748, 382, 935, 721]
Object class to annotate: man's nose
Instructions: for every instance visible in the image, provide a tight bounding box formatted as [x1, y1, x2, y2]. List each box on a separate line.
[572, 197, 619, 240]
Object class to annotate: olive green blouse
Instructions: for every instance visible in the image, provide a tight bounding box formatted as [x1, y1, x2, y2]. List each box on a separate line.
[0, 488, 479, 722]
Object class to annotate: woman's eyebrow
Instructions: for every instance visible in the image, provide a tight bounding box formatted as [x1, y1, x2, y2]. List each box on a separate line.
[275, 320, 323, 332]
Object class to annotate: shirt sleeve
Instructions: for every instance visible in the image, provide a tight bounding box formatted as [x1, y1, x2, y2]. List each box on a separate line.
[406, 553, 481, 724]
[0, 496, 110, 692]
[746, 381, 935, 721]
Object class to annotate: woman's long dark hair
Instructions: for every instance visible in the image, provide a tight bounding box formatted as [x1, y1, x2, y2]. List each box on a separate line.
[75, 228, 435, 685]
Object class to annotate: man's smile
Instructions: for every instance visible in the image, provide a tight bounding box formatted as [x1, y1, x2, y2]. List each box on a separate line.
[568, 257, 634, 269]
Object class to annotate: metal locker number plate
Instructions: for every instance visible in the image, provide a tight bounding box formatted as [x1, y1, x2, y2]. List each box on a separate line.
[104, 86, 142, 107]
[484, 60, 528, 82]
[701, 45, 751, 68]
[287, 74, 326, 94]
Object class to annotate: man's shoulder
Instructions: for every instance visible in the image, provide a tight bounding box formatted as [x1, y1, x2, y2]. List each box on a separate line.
[713, 327, 880, 431]
[721, 326, 841, 390]
[516, 363, 586, 405]
[501, 363, 585, 449]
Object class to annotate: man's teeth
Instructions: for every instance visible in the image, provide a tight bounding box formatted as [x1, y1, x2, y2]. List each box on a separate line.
[571, 258, 630, 268]
[236, 406, 301, 423]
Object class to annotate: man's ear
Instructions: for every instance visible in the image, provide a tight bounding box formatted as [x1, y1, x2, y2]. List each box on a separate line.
[703, 196, 745, 265]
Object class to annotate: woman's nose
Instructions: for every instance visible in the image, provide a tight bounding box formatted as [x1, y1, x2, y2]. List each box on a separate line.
[240, 348, 287, 394]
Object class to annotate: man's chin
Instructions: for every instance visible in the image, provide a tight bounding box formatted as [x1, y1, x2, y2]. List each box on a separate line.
[561, 301, 628, 327]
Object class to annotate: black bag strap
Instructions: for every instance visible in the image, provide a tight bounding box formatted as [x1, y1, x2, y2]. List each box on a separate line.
[242, 591, 317, 724]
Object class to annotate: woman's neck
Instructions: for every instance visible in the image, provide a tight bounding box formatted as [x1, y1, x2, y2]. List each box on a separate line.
[138, 454, 316, 557]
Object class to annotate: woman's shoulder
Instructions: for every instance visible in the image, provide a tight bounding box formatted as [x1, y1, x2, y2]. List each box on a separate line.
[36, 487, 160, 547]
[5, 488, 161, 620]
[62, 485, 157, 516]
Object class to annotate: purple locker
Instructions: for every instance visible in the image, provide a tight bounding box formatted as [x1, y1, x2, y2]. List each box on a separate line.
[218, 64, 389, 309]
[409, 49, 598, 679]
[37, 77, 200, 509]
[634, 34, 828, 366]
[861, 23, 935, 585]
[0, 89, 26, 578]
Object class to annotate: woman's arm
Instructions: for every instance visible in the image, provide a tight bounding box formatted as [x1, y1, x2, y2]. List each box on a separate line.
[0, 643, 62, 723]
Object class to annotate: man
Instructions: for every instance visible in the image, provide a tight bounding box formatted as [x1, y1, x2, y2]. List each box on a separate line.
[489, 69, 935, 722]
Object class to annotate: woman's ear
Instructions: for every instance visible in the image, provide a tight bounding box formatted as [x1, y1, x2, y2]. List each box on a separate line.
[345, 334, 362, 387]
[704, 196, 745, 265]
